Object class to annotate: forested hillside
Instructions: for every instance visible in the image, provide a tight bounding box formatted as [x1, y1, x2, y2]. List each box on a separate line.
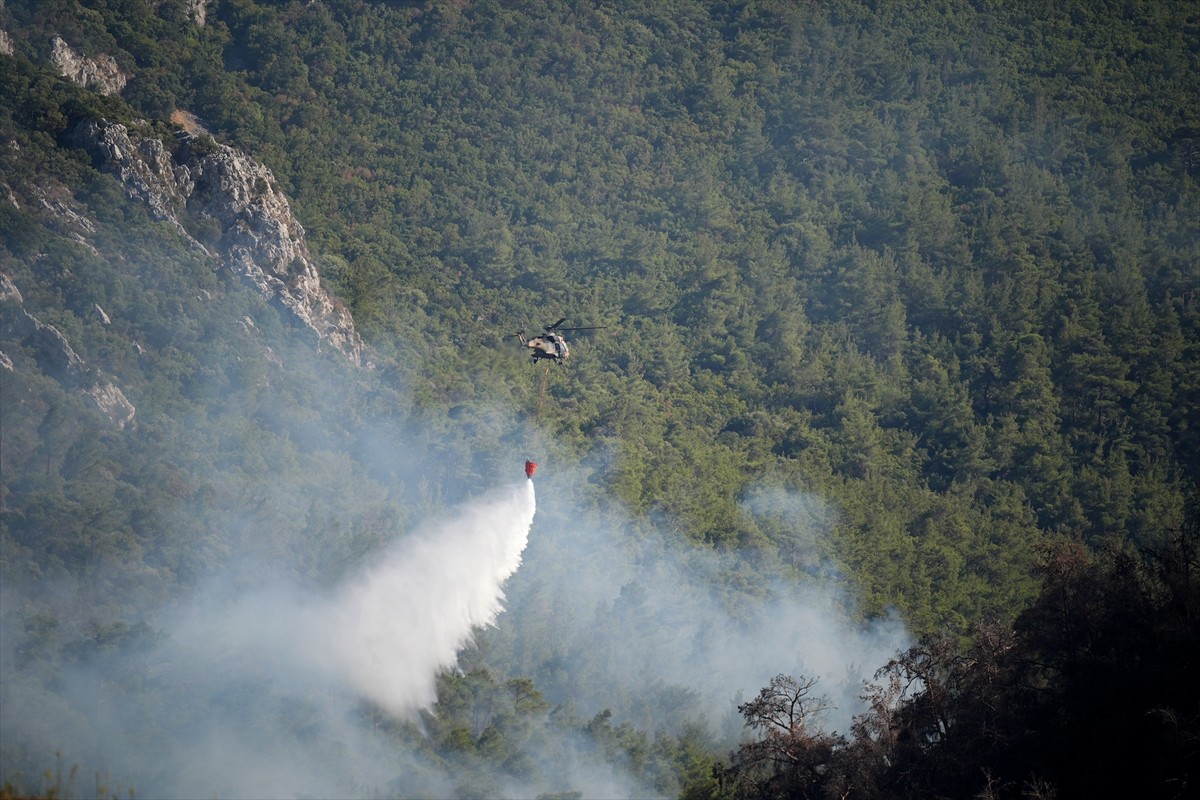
[2, 1, 1198, 798]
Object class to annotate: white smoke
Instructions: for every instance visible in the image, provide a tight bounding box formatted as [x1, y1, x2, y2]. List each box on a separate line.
[0, 479, 537, 798]
[493, 476, 911, 738]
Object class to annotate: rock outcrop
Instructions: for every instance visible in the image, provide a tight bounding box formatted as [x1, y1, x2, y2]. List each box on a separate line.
[188, 0, 208, 27]
[50, 36, 127, 96]
[72, 119, 363, 364]
[1, 273, 137, 429]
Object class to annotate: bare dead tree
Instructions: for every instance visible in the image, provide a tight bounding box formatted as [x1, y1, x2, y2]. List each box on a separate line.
[726, 674, 843, 799]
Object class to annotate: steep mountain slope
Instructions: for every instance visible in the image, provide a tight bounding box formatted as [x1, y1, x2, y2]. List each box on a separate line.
[5, 0, 1198, 629]
[2, 1, 1199, 797]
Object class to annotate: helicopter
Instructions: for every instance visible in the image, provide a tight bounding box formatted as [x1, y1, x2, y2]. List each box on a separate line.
[515, 318, 606, 364]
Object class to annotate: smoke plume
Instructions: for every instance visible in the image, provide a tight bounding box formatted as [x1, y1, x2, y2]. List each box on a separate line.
[1, 480, 537, 798]
[492, 475, 910, 739]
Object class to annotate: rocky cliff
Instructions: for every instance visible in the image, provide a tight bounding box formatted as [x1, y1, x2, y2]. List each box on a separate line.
[50, 35, 127, 96]
[1, 9, 361, 366]
[71, 119, 364, 365]
[1, 273, 137, 430]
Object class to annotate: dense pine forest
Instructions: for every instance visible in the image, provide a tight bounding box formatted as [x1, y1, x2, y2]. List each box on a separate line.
[1, 1, 1198, 798]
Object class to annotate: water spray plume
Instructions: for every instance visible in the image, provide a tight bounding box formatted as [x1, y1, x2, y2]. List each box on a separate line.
[324, 479, 536, 714]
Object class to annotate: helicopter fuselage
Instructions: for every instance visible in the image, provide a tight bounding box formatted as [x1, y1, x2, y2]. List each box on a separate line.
[522, 333, 569, 363]
[515, 319, 604, 365]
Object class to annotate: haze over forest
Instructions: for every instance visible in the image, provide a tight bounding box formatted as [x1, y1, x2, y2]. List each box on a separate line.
[1, 1, 1197, 798]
